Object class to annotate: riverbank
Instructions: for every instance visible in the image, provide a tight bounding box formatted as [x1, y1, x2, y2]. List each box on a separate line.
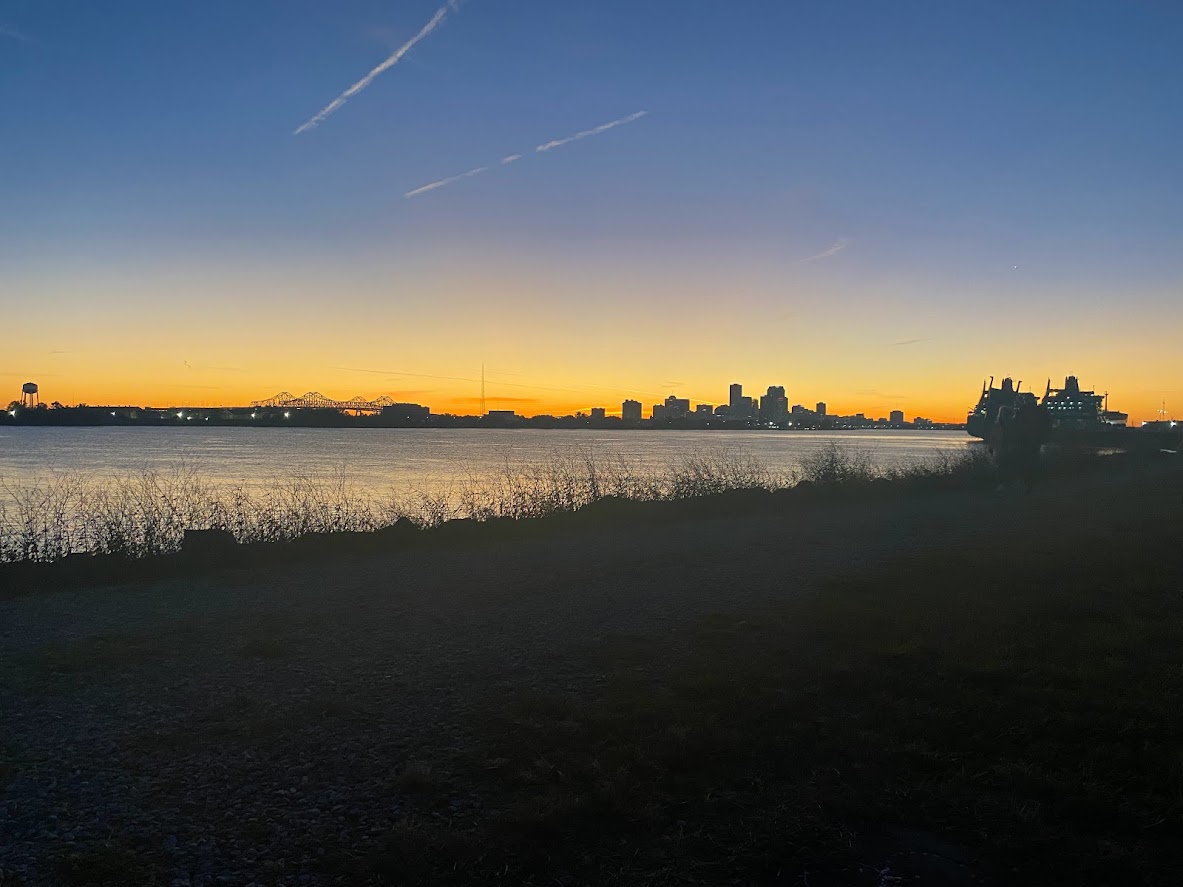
[2, 458, 1182, 885]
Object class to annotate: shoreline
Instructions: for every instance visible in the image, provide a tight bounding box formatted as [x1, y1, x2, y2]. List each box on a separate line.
[0, 448, 1163, 594]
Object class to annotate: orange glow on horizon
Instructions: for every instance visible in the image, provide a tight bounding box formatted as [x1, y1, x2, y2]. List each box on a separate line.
[8, 377, 1177, 427]
[7, 259, 1179, 428]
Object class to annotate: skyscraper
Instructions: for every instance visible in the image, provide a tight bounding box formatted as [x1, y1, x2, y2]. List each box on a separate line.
[816, 402, 827, 416]
[622, 399, 642, 422]
[890, 409, 905, 425]
[760, 385, 788, 423]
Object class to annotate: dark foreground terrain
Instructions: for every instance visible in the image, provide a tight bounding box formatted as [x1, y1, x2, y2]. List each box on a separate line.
[2, 459, 1182, 886]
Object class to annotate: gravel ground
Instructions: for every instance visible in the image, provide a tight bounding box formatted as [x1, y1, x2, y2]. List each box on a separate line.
[1, 463, 1174, 885]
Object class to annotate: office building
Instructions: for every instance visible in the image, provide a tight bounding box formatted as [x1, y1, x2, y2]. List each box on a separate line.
[890, 409, 905, 425]
[816, 402, 826, 416]
[590, 407, 606, 420]
[622, 399, 642, 422]
[664, 395, 691, 418]
[760, 385, 789, 423]
[728, 383, 755, 420]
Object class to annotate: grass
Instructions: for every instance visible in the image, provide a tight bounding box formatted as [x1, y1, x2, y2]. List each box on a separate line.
[335, 476, 1183, 886]
[0, 445, 997, 565]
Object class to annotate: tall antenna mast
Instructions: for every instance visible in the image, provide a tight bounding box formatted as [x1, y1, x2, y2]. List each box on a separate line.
[481, 364, 486, 416]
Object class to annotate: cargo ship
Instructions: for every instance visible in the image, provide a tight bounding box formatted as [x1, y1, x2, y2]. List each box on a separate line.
[967, 376, 1181, 451]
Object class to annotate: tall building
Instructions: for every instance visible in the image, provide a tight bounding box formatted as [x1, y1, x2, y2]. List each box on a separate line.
[664, 395, 690, 418]
[760, 385, 789, 423]
[622, 399, 642, 422]
[695, 403, 714, 415]
[590, 407, 606, 420]
[728, 383, 756, 420]
[816, 402, 827, 416]
[890, 409, 905, 424]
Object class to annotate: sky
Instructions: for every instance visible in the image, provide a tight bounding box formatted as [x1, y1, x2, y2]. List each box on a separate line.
[2, 0, 1180, 422]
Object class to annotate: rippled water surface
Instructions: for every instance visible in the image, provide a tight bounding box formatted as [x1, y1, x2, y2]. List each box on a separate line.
[0, 427, 972, 494]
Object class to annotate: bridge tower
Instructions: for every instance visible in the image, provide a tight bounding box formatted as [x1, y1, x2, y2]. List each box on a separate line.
[20, 382, 38, 408]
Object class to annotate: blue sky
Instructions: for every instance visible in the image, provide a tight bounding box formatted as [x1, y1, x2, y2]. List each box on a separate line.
[2, 1, 1181, 417]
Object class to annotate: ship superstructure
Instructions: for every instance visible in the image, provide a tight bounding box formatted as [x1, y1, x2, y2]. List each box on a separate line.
[967, 374, 1181, 450]
[966, 377, 1038, 439]
[1041, 376, 1107, 430]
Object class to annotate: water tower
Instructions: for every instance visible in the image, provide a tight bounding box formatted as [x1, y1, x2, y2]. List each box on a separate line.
[20, 382, 38, 408]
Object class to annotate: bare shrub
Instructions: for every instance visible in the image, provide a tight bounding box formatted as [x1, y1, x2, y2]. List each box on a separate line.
[798, 443, 877, 486]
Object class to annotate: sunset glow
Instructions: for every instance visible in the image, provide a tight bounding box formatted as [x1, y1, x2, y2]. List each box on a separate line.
[2, 2, 1179, 424]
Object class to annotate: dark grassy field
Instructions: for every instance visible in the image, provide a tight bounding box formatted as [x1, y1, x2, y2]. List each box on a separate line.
[2, 458, 1182, 886]
[339, 471, 1183, 885]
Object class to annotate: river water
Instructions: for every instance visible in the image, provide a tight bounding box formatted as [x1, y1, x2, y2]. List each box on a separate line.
[0, 427, 971, 496]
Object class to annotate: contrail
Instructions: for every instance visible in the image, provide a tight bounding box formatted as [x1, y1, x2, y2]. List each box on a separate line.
[404, 165, 489, 197]
[294, 3, 454, 135]
[535, 110, 648, 152]
[0, 25, 32, 43]
[403, 111, 650, 198]
[797, 238, 851, 263]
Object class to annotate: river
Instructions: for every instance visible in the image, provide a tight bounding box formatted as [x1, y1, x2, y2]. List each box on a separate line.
[0, 426, 971, 494]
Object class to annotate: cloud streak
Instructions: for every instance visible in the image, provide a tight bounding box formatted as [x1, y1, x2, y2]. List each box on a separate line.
[797, 238, 851, 263]
[404, 110, 650, 198]
[0, 25, 32, 43]
[535, 110, 649, 153]
[294, 3, 454, 135]
[404, 165, 489, 197]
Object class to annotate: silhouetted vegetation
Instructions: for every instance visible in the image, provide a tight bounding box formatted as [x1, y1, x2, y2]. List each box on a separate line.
[0, 445, 1036, 565]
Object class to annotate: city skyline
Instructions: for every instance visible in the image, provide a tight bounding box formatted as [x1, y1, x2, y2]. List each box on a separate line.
[10, 374, 1150, 428]
[5, 361, 1175, 425]
[3, 2, 1181, 423]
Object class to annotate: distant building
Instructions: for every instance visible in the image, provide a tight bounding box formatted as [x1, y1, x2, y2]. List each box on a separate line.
[651, 404, 668, 420]
[381, 403, 430, 423]
[759, 385, 788, 423]
[664, 395, 691, 418]
[622, 399, 642, 422]
[590, 407, 606, 420]
[889, 409, 905, 425]
[486, 409, 517, 419]
[913, 416, 934, 428]
[728, 383, 755, 420]
[816, 402, 827, 416]
[695, 403, 714, 415]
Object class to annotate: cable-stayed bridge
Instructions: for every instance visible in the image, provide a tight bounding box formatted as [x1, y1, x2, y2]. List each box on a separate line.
[250, 392, 397, 413]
